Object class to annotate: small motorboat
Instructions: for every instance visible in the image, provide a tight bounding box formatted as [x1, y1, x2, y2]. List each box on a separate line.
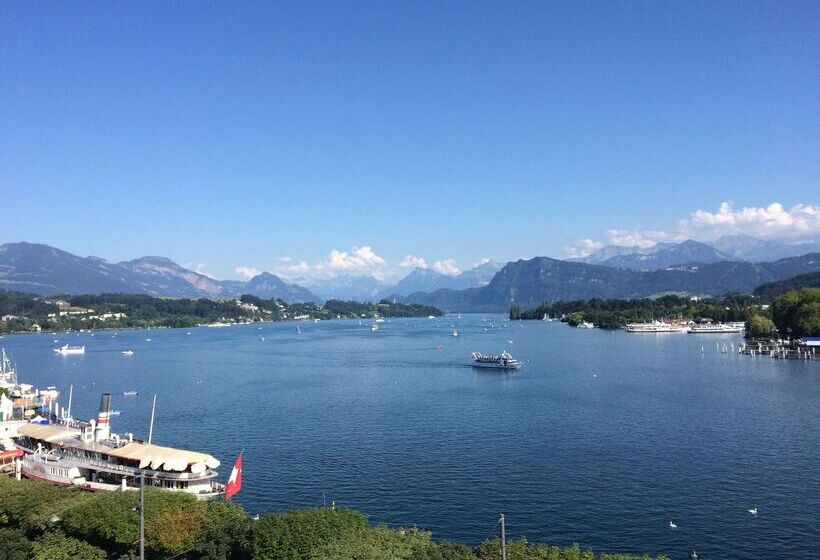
[53, 345, 85, 355]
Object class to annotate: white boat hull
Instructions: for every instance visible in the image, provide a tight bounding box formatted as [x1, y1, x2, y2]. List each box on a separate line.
[472, 362, 521, 370]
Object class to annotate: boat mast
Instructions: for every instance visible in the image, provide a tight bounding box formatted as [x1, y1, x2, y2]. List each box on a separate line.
[66, 385, 73, 420]
[148, 394, 157, 444]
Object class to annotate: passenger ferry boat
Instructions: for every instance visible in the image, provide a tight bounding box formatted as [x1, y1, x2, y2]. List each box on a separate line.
[625, 320, 689, 333]
[687, 323, 744, 334]
[472, 351, 522, 370]
[53, 345, 85, 355]
[14, 393, 224, 500]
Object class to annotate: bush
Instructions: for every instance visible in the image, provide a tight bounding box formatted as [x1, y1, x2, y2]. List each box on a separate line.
[746, 315, 775, 338]
[0, 527, 33, 560]
[32, 531, 107, 560]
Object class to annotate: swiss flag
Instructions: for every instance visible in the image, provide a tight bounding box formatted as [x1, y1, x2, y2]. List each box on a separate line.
[225, 452, 242, 499]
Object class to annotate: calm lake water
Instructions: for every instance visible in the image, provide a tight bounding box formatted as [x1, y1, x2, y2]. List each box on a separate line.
[3, 315, 818, 559]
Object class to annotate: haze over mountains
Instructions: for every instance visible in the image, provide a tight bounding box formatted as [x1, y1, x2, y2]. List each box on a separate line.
[1, 238, 818, 311]
[573, 235, 819, 269]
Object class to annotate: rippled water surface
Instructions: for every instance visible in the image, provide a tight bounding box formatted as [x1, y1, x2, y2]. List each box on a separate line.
[4, 315, 818, 559]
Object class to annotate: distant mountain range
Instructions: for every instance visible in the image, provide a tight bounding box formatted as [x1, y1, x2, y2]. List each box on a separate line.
[400, 253, 820, 312]
[593, 240, 735, 270]
[574, 235, 819, 270]
[2, 241, 818, 310]
[0, 243, 320, 303]
[293, 260, 503, 301]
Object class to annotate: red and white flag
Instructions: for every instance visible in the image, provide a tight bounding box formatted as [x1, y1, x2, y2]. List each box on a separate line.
[225, 451, 243, 499]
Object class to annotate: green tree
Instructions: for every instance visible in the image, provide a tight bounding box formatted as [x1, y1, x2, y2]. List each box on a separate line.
[32, 532, 107, 560]
[772, 288, 820, 337]
[746, 315, 775, 338]
[0, 528, 33, 560]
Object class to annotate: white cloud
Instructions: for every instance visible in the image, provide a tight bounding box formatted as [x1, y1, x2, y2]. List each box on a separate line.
[278, 256, 292, 262]
[472, 257, 492, 267]
[272, 246, 388, 281]
[603, 229, 682, 248]
[274, 260, 313, 278]
[185, 263, 214, 278]
[234, 266, 261, 280]
[327, 246, 386, 272]
[564, 201, 819, 258]
[399, 255, 428, 269]
[563, 239, 605, 259]
[433, 258, 461, 276]
[679, 202, 820, 239]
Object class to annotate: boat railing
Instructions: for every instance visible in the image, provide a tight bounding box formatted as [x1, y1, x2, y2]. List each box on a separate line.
[28, 451, 215, 480]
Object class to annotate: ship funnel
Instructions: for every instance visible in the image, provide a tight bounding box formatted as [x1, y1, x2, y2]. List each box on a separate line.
[95, 392, 111, 441]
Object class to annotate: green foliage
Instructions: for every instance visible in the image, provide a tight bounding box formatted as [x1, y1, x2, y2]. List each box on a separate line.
[0, 290, 443, 334]
[0, 527, 33, 560]
[0, 476, 92, 533]
[474, 539, 668, 560]
[514, 294, 760, 330]
[325, 299, 443, 318]
[246, 508, 368, 560]
[411, 540, 477, 560]
[746, 315, 775, 338]
[565, 313, 584, 327]
[312, 525, 433, 560]
[59, 487, 204, 557]
[32, 531, 107, 560]
[1, 478, 668, 560]
[771, 288, 820, 337]
[753, 271, 820, 299]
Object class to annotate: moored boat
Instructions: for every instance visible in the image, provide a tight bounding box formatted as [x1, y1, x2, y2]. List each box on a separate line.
[625, 320, 688, 333]
[688, 323, 743, 334]
[15, 393, 224, 500]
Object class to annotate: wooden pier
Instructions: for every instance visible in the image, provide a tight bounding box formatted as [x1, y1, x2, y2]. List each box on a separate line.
[738, 341, 816, 360]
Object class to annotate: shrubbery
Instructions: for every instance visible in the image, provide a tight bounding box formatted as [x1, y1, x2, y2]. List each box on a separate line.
[0, 477, 668, 560]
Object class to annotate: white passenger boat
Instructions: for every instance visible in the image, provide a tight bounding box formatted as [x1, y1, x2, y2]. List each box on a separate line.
[472, 351, 522, 370]
[688, 323, 744, 334]
[577, 321, 595, 329]
[53, 345, 85, 355]
[371, 323, 379, 333]
[625, 320, 688, 333]
[122, 350, 134, 356]
[15, 393, 224, 500]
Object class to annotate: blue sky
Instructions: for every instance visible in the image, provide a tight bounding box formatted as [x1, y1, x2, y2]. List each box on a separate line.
[1, 1, 818, 281]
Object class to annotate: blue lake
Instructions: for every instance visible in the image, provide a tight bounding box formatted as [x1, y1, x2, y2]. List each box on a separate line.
[3, 315, 818, 559]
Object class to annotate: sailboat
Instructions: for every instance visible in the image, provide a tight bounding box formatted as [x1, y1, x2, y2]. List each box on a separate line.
[452, 329, 459, 337]
[371, 323, 379, 333]
[296, 326, 302, 335]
